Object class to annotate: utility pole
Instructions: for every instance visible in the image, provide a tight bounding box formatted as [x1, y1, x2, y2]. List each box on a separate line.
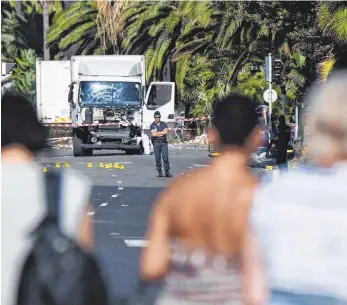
[265, 53, 273, 129]
[281, 81, 286, 116]
[295, 102, 299, 140]
[269, 53, 273, 128]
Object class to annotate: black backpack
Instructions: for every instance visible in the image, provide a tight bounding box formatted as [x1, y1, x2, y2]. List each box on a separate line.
[16, 170, 108, 305]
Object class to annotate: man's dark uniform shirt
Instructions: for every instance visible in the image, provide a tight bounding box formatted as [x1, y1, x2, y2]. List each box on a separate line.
[150, 120, 171, 176]
[150, 121, 168, 142]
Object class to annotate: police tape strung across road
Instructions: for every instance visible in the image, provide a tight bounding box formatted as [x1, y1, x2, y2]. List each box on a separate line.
[42, 116, 209, 128]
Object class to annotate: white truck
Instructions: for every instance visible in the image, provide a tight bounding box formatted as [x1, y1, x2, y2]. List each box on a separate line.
[36, 60, 72, 123]
[36, 55, 175, 156]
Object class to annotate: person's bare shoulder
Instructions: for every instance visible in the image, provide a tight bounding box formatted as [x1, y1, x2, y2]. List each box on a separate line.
[155, 168, 209, 207]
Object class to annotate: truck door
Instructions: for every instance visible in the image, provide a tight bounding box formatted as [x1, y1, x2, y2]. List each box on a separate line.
[142, 82, 175, 130]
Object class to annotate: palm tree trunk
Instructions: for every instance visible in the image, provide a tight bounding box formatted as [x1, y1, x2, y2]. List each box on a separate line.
[16, 1, 22, 15]
[43, 1, 50, 60]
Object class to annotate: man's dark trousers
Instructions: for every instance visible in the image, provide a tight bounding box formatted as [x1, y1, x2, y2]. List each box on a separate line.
[153, 140, 170, 171]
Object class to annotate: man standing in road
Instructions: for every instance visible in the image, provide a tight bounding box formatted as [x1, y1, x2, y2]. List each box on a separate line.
[150, 111, 172, 177]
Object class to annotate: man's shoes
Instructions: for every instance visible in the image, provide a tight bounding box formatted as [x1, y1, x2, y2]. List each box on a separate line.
[165, 170, 172, 178]
[158, 170, 163, 177]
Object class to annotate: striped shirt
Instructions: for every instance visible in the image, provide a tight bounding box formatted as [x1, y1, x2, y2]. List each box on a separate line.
[251, 162, 347, 301]
[156, 245, 243, 305]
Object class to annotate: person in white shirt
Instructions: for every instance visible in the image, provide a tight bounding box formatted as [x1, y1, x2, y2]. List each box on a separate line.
[1, 93, 94, 305]
[251, 70, 347, 305]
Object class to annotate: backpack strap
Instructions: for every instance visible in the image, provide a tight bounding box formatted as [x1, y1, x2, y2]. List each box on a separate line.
[45, 170, 63, 226]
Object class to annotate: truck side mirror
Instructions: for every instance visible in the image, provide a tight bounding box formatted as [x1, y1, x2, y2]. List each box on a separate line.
[168, 114, 174, 119]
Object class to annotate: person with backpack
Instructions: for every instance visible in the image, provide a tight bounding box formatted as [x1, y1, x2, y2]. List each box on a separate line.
[1, 92, 108, 305]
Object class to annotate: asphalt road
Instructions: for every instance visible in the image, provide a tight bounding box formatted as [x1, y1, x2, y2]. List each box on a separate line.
[35, 147, 270, 302]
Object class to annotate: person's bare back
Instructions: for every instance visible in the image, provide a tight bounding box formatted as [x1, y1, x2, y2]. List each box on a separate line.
[169, 160, 257, 255]
[140, 94, 268, 305]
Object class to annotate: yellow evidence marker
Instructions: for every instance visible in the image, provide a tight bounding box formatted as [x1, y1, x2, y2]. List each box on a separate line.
[119, 164, 125, 170]
[55, 162, 60, 168]
[43, 167, 48, 172]
[99, 163, 105, 168]
[114, 163, 120, 169]
[87, 163, 93, 168]
[64, 162, 70, 168]
[266, 165, 273, 171]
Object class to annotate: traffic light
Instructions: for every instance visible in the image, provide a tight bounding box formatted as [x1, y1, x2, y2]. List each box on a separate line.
[274, 59, 283, 84]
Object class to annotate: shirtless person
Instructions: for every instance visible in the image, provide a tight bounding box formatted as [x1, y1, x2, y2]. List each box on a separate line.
[140, 94, 268, 305]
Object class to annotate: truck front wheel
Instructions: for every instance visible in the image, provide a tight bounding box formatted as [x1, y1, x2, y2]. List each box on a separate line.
[84, 149, 93, 156]
[73, 134, 83, 157]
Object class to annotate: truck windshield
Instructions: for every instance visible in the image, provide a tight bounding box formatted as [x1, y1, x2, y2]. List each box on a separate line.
[79, 81, 141, 107]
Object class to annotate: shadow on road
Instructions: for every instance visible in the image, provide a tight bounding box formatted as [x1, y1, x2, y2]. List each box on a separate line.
[90, 151, 125, 157]
[91, 185, 164, 302]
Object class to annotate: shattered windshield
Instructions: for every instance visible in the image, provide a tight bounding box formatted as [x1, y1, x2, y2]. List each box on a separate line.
[79, 81, 141, 107]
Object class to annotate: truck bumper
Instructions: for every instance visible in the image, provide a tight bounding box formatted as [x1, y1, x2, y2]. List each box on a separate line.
[81, 143, 141, 150]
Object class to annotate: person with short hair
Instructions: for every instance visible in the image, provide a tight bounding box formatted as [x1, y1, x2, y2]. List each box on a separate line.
[1, 92, 95, 305]
[141, 94, 268, 304]
[150, 111, 172, 177]
[251, 70, 347, 305]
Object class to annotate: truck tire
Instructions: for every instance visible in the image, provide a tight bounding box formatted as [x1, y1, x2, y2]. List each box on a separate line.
[125, 145, 143, 155]
[84, 149, 93, 156]
[73, 134, 83, 157]
[135, 145, 144, 155]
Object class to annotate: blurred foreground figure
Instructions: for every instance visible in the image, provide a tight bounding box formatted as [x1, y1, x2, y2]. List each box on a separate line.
[141, 94, 267, 305]
[252, 70, 347, 305]
[1, 93, 107, 305]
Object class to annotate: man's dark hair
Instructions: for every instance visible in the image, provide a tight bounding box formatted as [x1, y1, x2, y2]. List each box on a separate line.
[212, 93, 259, 146]
[1, 92, 47, 152]
[154, 111, 161, 117]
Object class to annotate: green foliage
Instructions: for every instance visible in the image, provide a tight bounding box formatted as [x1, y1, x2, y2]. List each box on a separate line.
[317, 2, 347, 80]
[3, 0, 347, 119]
[46, 1, 105, 59]
[319, 3, 347, 42]
[1, 2, 43, 61]
[11, 49, 38, 104]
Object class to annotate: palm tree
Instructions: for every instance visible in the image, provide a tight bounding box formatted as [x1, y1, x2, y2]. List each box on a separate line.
[11, 49, 38, 103]
[118, 1, 213, 82]
[46, 1, 107, 59]
[42, 1, 50, 60]
[1, 0, 63, 61]
[317, 2, 347, 81]
[96, 0, 135, 52]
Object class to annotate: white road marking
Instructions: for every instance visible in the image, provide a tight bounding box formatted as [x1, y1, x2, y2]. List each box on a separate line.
[100, 203, 108, 207]
[124, 239, 148, 247]
[193, 164, 209, 167]
[112, 175, 117, 177]
[93, 220, 115, 224]
[121, 204, 128, 207]
[117, 181, 123, 184]
[87, 212, 95, 216]
[111, 194, 118, 198]
[110, 232, 120, 236]
[188, 166, 193, 169]
[118, 187, 124, 190]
